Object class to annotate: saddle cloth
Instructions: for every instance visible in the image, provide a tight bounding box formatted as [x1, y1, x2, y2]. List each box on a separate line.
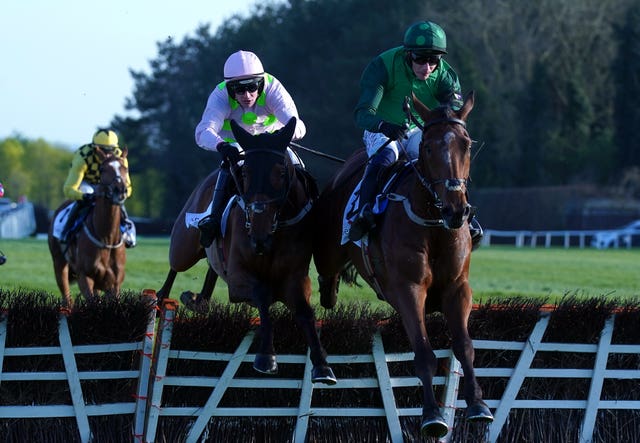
[341, 161, 413, 245]
[185, 196, 236, 237]
[341, 181, 389, 246]
[52, 203, 76, 240]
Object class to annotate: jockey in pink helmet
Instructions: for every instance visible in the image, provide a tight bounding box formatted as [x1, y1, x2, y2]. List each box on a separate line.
[194, 50, 307, 247]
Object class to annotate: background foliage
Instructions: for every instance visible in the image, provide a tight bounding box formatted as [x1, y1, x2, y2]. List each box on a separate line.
[2, 0, 639, 220]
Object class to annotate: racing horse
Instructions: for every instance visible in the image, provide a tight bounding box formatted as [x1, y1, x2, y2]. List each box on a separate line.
[203, 117, 336, 384]
[48, 148, 129, 308]
[156, 170, 219, 308]
[312, 92, 493, 436]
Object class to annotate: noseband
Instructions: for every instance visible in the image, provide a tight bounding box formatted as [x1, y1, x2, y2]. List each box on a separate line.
[414, 116, 470, 209]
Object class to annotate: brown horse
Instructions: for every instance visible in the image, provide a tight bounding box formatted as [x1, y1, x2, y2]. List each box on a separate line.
[202, 117, 336, 385]
[156, 171, 219, 308]
[48, 148, 129, 308]
[313, 92, 493, 437]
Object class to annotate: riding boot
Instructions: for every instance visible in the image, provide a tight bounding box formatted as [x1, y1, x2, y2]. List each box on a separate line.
[198, 167, 232, 247]
[120, 205, 137, 248]
[348, 161, 385, 242]
[470, 216, 484, 251]
[60, 201, 83, 244]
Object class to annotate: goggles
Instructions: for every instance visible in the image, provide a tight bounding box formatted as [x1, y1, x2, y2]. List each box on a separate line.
[92, 143, 116, 151]
[228, 77, 263, 94]
[409, 52, 442, 66]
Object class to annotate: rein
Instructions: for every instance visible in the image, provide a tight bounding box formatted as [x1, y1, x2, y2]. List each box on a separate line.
[388, 100, 470, 225]
[81, 156, 127, 249]
[237, 148, 312, 233]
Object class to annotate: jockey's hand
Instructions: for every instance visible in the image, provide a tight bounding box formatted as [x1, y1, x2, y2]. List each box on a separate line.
[82, 193, 95, 204]
[378, 121, 408, 141]
[217, 142, 241, 165]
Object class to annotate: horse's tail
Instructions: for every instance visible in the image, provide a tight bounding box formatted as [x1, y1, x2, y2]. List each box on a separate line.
[340, 261, 360, 287]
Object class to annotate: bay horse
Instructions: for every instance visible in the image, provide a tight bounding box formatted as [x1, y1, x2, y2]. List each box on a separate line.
[312, 92, 493, 437]
[48, 148, 129, 308]
[156, 170, 219, 308]
[203, 117, 336, 385]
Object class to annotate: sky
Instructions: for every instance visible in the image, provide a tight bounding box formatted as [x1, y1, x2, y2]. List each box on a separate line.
[0, 0, 258, 148]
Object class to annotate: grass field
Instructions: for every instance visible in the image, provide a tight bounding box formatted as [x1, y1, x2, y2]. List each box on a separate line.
[0, 237, 638, 307]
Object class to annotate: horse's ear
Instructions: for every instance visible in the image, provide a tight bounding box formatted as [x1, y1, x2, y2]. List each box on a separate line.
[279, 117, 297, 143]
[411, 93, 431, 122]
[459, 90, 475, 120]
[121, 145, 128, 158]
[230, 119, 252, 148]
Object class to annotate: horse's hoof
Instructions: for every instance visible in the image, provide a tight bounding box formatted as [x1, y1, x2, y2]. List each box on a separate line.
[420, 414, 448, 438]
[311, 365, 337, 385]
[466, 402, 494, 422]
[180, 291, 207, 312]
[254, 353, 278, 374]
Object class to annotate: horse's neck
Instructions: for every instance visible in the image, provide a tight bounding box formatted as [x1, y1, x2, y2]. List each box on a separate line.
[91, 201, 121, 240]
[405, 174, 440, 218]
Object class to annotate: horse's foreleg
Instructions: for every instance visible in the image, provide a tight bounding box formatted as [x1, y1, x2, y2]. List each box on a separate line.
[253, 286, 277, 375]
[287, 286, 337, 385]
[157, 269, 177, 301]
[318, 274, 339, 309]
[396, 293, 448, 438]
[77, 276, 97, 303]
[200, 267, 218, 301]
[443, 286, 493, 423]
[54, 261, 73, 308]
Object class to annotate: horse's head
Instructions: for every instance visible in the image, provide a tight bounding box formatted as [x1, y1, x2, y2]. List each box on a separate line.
[413, 91, 474, 229]
[231, 118, 297, 255]
[95, 147, 129, 206]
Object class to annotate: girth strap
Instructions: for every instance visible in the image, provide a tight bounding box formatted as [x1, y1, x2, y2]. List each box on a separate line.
[385, 193, 444, 227]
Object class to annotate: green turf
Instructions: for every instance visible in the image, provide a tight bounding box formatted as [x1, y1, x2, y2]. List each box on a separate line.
[0, 238, 638, 306]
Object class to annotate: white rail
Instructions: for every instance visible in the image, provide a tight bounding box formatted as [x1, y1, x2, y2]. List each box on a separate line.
[2, 300, 639, 442]
[143, 307, 640, 443]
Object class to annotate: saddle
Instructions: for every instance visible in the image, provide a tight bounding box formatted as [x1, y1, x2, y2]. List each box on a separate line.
[341, 161, 414, 245]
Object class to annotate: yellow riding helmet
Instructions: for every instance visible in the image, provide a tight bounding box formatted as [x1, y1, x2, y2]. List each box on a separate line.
[92, 129, 119, 149]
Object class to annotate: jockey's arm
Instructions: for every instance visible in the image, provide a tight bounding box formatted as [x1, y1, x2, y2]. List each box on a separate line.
[354, 57, 388, 132]
[194, 85, 228, 150]
[63, 154, 88, 201]
[265, 78, 306, 141]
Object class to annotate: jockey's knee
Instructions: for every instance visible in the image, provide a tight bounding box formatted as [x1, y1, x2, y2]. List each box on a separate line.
[371, 147, 396, 167]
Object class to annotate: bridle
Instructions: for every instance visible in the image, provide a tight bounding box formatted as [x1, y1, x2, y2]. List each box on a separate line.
[403, 101, 470, 209]
[94, 158, 128, 206]
[234, 148, 312, 234]
[83, 157, 127, 249]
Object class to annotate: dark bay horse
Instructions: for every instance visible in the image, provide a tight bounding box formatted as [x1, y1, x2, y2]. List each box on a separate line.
[313, 92, 493, 437]
[48, 148, 129, 308]
[204, 117, 336, 385]
[156, 170, 219, 308]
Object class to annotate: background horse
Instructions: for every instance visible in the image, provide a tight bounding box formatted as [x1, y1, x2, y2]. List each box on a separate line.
[48, 148, 129, 308]
[312, 92, 493, 437]
[204, 117, 336, 385]
[156, 171, 219, 308]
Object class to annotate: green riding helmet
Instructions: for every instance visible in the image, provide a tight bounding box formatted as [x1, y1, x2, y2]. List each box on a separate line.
[403, 21, 447, 54]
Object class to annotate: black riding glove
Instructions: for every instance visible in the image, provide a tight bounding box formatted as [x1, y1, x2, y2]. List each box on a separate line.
[82, 193, 95, 204]
[217, 142, 241, 165]
[378, 121, 408, 141]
